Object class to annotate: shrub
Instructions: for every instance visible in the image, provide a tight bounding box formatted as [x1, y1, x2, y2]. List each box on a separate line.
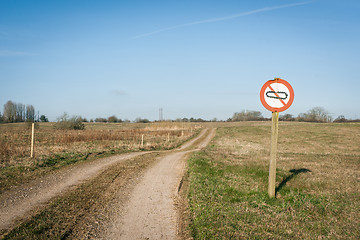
[231, 110, 264, 121]
[333, 115, 346, 123]
[108, 115, 121, 123]
[135, 117, 150, 123]
[55, 113, 85, 130]
[297, 107, 332, 123]
[95, 118, 107, 123]
[40, 115, 49, 122]
[279, 113, 295, 121]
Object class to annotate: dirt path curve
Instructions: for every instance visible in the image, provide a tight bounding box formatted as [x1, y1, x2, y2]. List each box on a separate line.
[0, 128, 211, 231]
[106, 128, 216, 239]
[0, 152, 147, 230]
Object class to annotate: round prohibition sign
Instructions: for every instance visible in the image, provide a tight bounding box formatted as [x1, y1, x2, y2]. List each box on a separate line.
[260, 78, 294, 112]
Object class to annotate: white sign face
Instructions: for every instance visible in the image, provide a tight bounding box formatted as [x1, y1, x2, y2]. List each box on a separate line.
[263, 82, 291, 108]
[260, 79, 294, 112]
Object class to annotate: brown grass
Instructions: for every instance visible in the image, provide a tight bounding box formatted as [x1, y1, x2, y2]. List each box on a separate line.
[0, 122, 202, 192]
[0, 122, 201, 167]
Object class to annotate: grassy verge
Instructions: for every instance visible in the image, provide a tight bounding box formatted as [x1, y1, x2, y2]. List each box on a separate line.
[188, 123, 360, 239]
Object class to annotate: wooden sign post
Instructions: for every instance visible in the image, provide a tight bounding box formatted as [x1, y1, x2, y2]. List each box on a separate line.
[269, 111, 279, 197]
[260, 78, 294, 198]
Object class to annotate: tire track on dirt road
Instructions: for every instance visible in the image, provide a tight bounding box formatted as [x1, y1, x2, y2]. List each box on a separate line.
[0, 128, 210, 232]
[106, 128, 215, 239]
[0, 152, 147, 230]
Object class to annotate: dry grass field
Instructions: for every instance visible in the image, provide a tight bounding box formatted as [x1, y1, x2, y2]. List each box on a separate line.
[0, 122, 201, 193]
[187, 122, 360, 239]
[1, 121, 359, 239]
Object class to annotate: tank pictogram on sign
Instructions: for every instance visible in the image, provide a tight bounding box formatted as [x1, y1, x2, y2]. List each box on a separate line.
[260, 78, 294, 112]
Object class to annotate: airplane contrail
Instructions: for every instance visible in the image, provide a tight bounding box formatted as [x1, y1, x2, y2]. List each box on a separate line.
[129, 1, 313, 40]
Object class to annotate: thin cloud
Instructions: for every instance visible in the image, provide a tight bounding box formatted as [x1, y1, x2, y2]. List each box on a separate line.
[111, 89, 127, 96]
[130, 1, 313, 40]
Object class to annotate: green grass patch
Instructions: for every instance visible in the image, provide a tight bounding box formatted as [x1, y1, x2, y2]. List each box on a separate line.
[188, 124, 360, 239]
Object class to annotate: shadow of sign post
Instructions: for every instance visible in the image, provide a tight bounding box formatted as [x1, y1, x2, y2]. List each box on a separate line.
[275, 168, 312, 196]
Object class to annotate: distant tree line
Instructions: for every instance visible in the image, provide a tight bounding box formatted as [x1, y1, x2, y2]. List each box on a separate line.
[331, 115, 360, 123]
[0, 100, 48, 123]
[229, 107, 359, 123]
[171, 118, 209, 122]
[279, 107, 358, 123]
[56, 115, 128, 123]
[2, 101, 358, 124]
[92, 115, 124, 123]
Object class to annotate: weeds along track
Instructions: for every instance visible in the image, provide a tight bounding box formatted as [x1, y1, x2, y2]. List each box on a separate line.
[0, 128, 213, 238]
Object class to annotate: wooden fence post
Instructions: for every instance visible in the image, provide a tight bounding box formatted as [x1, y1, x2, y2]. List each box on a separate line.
[141, 134, 144, 147]
[30, 123, 35, 158]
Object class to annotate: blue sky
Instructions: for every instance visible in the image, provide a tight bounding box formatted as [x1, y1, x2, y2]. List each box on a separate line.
[1, 0, 359, 121]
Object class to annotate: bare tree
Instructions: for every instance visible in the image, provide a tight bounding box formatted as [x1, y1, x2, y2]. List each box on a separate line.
[3, 100, 16, 123]
[16, 103, 26, 122]
[297, 107, 332, 122]
[26, 105, 35, 122]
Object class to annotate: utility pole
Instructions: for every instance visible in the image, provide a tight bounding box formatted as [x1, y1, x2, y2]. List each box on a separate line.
[159, 108, 163, 121]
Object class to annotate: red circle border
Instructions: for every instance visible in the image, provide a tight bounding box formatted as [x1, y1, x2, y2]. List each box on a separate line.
[260, 79, 294, 112]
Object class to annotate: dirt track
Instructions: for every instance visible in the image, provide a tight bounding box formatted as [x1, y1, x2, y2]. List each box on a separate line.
[0, 128, 215, 238]
[107, 128, 215, 239]
[0, 152, 148, 230]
